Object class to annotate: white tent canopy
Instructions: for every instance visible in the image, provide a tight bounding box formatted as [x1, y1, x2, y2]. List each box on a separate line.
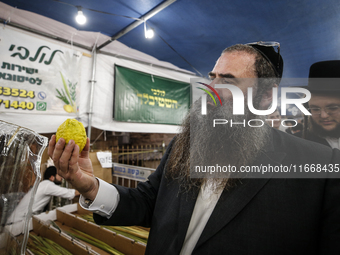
[0, 2, 199, 134]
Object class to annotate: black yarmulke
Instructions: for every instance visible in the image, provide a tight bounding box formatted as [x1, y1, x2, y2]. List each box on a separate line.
[44, 166, 57, 180]
[249, 44, 284, 79]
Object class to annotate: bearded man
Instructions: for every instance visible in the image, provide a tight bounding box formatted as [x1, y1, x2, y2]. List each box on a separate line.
[304, 60, 340, 149]
[49, 43, 340, 255]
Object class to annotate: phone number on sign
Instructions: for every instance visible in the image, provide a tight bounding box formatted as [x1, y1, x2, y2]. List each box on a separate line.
[0, 87, 35, 98]
[0, 99, 34, 110]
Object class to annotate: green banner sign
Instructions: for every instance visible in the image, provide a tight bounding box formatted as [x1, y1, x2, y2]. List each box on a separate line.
[113, 65, 191, 125]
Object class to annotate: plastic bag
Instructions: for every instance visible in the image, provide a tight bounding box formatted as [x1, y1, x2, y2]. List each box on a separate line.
[0, 120, 48, 255]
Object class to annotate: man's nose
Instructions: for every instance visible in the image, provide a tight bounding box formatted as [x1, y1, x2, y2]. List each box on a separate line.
[208, 79, 224, 96]
[320, 109, 330, 118]
[208, 79, 217, 88]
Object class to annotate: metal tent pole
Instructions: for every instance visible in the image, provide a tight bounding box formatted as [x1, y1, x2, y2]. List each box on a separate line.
[97, 0, 177, 50]
[87, 47, 97, 146]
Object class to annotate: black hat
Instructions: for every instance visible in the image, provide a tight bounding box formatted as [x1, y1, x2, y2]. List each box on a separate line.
[248, 44, 284, 79]
[307, 60, 340, 92]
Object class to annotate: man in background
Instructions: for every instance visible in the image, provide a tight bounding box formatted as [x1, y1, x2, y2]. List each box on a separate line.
[6, 166, 79, 224]
[283, 119, 296, 134]
[266, 108, 282, 129]
[304, 60, 340, 148]
[32, 166, 79, 214]
[290, 122, 303, 137]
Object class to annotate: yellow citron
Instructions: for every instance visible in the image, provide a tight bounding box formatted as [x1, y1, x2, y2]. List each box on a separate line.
[56, 119, 87, 153]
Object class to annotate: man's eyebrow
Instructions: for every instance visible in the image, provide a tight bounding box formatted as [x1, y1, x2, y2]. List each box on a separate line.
[219, 73, 236, 78]
[208, 72, 236, 78]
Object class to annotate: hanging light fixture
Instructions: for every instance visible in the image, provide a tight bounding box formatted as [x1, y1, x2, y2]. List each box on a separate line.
[75, 6, 87, 25]
[144, 21, 154, 39]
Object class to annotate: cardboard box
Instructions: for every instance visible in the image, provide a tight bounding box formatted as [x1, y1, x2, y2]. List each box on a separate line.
[57, 207, 146, 255]
[33, 203, 146, 255]
[32, 217, 101, 255]
[89, 152, 112, 183]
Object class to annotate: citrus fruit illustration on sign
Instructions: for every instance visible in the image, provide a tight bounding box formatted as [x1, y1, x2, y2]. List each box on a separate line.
[56, 72, 77, 113]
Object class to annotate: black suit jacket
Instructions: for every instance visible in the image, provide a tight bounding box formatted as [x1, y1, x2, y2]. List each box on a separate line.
[304, 131, 331, 148]
[94, 129, 340, 255]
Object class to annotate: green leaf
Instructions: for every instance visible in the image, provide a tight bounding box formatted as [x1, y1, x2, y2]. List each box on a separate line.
[60, 72, 74, 106]
[68, 80, 77, 102]
[56, 89, 69, 104]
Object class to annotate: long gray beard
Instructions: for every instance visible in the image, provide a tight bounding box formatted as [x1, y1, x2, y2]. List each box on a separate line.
[166, 96, 271, 193]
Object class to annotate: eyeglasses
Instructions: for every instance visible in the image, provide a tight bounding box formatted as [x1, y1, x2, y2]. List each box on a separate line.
[308, 105, 340, 116]
[247, 41, 280, 49]
[246, 41, 281, 78]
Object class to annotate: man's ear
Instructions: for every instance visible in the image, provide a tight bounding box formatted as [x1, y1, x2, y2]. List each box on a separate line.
[49, 176, 55, 181]
[259, 84, 278, 110]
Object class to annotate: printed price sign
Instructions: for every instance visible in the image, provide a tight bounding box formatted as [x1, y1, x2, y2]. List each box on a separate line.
[96, 151, 112, 168]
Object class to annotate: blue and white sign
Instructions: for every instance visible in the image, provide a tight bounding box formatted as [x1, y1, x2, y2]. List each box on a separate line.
[113, 163, 155, 181]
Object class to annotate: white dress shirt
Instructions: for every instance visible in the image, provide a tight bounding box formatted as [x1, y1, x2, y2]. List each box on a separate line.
[32, 180, 76, 213]
[79, 178, 119, 218]
[7, 180, 76, 224]
[180, 180, 223, 254]
[325, 137, 340, 149]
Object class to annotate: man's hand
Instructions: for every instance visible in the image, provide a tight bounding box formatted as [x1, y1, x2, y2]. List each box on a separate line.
[48, 135, 98, 200]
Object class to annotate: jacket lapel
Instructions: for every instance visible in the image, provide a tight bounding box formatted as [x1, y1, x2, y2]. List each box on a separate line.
[194, 149, 286, 250]
[306, 132, 331, 147]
